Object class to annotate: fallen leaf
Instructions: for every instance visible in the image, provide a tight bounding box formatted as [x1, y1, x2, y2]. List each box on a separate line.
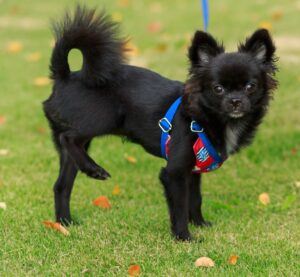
[149, 3, 162, 13]
[295, 181, 300, 188]
[26, 52, 41, 62]
[93, 196, 111, 209]
[155, 43, 168, 53]
[0, 149, 9, 156]
[0, 116, 6, 125]
[81, 268, 90, 274]
[147, 22, 162, 33]
[9, 5, 21, 15]
[228, 255, 238, 265]
[112, 12, 123, 22]
[43, 221, 70, 236]
[123, 41, 139, 57]
[124, 155, 137, 164]
[118, 0, 130, 7]
[33, 77, 51, 87]
[271, 10, 283, 21]
[0, 202, 7, 210]
[128, 264, 141, 276]
[291, 147, 297, 155]
[6, 41, 23, 53]
[112, 185, 121, 195]
[259, 21, 272, 31]
[195, 257, 215, 267]
[37, 127, 46, 134]
[259, 192, 270, 205]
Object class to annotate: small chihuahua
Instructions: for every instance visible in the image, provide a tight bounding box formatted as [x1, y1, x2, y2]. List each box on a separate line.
[43, 6, 277, 240]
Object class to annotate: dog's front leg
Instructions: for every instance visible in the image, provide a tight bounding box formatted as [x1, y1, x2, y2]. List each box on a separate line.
[160, 167, 190, 241]
[188, 173, 212, 227]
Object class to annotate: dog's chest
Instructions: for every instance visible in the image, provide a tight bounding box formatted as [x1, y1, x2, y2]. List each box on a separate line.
[225, 123, 245, 155]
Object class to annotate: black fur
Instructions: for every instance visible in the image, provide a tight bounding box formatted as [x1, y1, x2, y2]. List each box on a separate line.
[43, 6, 278, 241]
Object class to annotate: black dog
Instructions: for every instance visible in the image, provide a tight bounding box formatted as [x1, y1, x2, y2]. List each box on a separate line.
[43, 6, 277, 240]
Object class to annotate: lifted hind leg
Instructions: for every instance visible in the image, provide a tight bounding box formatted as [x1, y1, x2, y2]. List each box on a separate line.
[60, 131, 111, 180]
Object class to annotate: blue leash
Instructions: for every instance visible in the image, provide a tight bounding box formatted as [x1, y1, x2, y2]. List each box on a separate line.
[200, 0, 209, 31]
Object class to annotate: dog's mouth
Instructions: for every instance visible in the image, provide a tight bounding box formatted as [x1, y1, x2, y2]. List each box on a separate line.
[229, 111, 244, 119]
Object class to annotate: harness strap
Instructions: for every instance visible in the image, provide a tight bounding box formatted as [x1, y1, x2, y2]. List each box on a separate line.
[158, 97, 182, 158]
[158, 96, 224, 173]
[190, 121, 222, 163]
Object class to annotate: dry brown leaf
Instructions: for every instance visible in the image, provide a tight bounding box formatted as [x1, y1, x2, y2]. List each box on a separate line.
[147, 22, 162, 33]
[259, 192, 270, 205]
[93, 196, 111, 209]
[118, 0, 130, 7]
[124, 155, 137, 164]
[43, 221, 70, 236]
[228, 255, 238, 265]
[37, 127, 46, 134]
[195, 257, 215, 267]
[128, 265, 141, 276]
[0, 149, 9, 156]
[6, 41, 23, 53]
[0, 116, 6, 125]
[0, 202, 7, 210]
[112, 185, 121, 196]
[259, 21, 272, 31]
[9, 5, 21, 15]
[112, 12, 123, 22]
[150, 3, 162, 13]
[271, 10, 283, 21]
[33, 77, 51, 87]
[26, 52, 41, 62]
[155, 43, 168, 53]
[291, 147, 297, 155]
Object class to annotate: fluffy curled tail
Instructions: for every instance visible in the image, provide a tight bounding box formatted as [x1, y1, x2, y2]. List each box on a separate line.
[50, 5, 126, 87]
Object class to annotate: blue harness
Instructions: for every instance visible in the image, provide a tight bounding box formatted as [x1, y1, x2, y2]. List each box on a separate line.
[158, 97, 225, 173]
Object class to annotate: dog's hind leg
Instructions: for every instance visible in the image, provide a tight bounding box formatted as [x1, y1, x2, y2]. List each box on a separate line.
[59, 130, 111, 180]
[54, 150, 77, 225]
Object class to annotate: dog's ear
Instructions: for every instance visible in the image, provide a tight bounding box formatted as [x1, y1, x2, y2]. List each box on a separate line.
[188, 31, 224, 66]
[239, 29, 276, 64]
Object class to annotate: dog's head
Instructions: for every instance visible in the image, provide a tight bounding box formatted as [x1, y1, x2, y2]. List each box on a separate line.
[185, 29, 277, 121]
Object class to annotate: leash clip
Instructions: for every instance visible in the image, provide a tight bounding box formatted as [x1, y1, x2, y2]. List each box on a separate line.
[190, 121, 204, 133]
[158, 117, 172, 133]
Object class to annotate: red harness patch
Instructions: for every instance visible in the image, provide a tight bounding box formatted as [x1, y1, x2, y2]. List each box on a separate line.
[165, 135, 224, 174]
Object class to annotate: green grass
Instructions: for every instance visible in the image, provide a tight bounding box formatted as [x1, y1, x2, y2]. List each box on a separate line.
[0, 0, 299, 275]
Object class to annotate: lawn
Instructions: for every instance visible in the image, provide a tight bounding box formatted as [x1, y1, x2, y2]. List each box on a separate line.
[0, 0, 299, 275]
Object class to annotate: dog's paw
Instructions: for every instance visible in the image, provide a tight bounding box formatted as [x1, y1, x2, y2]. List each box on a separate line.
[82, 164, 111, 180]
[174, 231, 192, 242]
[57, 216, 72, 226]
[192, 219, 212, 228]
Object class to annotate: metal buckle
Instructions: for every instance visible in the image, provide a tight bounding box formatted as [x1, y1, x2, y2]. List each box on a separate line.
[158, 118, 172, 133]
[190, 121, 204, 133]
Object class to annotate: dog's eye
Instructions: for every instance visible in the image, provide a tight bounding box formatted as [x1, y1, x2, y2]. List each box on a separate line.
[213, 85, 224, 95]
[245, 82, 257, 93]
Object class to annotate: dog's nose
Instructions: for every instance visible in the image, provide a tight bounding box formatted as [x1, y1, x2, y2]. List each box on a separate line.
[230, 98, 242, 109]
